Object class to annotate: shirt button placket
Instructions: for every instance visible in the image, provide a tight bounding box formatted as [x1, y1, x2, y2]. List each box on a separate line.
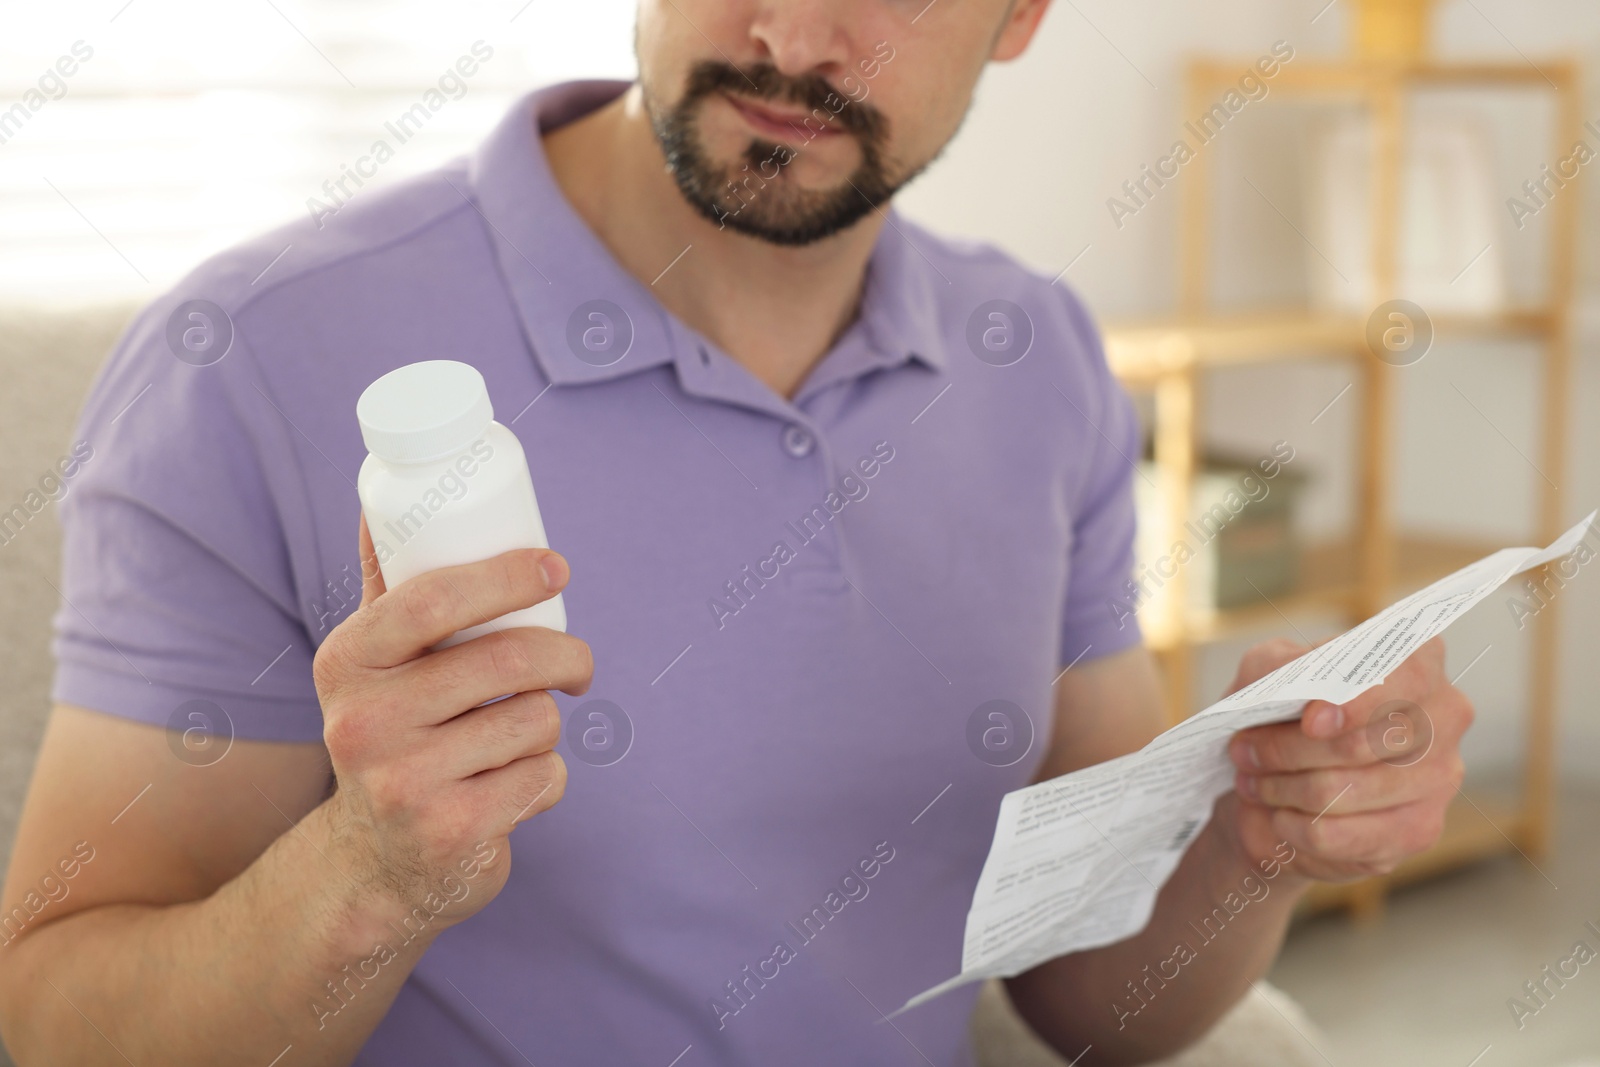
[777, 420, 853, 587]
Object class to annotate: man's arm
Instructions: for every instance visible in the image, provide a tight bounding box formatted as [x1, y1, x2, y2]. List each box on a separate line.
[0, 705, 426, 1066]
[1003, 637, 1469, 1065]
[0, 530, 587, 1066]
[1001, 645, 1302, 1065]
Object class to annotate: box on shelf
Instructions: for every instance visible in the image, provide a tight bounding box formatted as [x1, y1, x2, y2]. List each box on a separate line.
[1132, 454, 1308, 626]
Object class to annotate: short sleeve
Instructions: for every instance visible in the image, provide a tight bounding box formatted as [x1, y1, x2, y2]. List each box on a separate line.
[49, 298, 326, 742]
[1056, 291, 1144, 667]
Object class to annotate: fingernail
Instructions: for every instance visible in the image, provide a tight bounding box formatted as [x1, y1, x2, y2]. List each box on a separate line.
[1237, 775, 1259, 800]
[1244, 742, 1260, 769]
[1311, 704, 1343, 736]
[540, 553, 568, 590]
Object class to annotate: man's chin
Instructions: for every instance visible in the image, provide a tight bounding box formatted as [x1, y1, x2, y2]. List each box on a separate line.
[655, 125, 897, 245]
[700, 190, 879, 247]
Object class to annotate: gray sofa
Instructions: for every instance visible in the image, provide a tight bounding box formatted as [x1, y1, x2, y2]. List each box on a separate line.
[0, 303, 1331, 1066]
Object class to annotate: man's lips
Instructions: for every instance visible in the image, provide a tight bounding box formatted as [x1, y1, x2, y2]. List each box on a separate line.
[722, 92, 841, 140]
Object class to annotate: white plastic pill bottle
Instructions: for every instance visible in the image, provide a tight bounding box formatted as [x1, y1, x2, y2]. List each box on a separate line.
[356, 359, 566, 647]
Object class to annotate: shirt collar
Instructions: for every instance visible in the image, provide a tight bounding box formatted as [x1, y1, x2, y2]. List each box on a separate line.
[856, 212, 949, 374]
[467, 81, 947, 394]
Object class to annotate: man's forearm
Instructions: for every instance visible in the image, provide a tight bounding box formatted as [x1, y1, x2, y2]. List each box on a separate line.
[1003, 796, 1309, 1066]
[0, 798, 459, 1067]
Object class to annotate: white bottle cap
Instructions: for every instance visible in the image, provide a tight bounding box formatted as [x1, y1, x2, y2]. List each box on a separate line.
[357, 360, 495, 464]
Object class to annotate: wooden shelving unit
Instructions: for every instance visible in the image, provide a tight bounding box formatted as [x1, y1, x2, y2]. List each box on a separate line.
[1103, 52, 1582, 919]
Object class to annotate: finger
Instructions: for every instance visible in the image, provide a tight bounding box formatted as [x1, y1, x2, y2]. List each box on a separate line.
[358, 512, 387, 606]
[1301, 694, 1394, 740]
[1303, 638, 1448, 740]
[1230, 714, 1385, 773]
[436, 690, 561, 779]
[1237, 756, 1450, 816]
[471, 750, 568, 832]
[352, 548, 570, 667]
[1226, 637, 1307, 695]
[1265, 794, 1446, 877]
[393, 627, 593, 716]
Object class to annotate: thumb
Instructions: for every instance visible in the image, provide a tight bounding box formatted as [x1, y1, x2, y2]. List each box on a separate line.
[358, 512, 387, 606]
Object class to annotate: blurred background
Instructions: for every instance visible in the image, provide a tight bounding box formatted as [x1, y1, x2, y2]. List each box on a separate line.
[2, 1, 1598, 1064]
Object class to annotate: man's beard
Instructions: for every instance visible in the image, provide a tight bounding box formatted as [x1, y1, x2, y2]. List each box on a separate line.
[647, 60, 914, 247]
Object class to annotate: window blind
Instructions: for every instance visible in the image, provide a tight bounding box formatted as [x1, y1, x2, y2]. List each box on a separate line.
[0, 0, 637, 305]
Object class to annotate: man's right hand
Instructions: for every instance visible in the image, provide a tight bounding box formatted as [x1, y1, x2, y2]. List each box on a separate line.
[0, 516, 589, 1066]
[311, 515, 590, 926]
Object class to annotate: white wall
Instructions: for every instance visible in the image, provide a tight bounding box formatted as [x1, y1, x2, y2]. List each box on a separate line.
[898, 0, 1600, 782]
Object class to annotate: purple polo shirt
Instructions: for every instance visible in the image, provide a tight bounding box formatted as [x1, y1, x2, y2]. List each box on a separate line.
[52, 82, 1142, 1066]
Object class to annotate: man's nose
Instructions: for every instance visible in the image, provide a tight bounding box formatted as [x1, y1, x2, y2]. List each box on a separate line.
[746, 0, 857, 80]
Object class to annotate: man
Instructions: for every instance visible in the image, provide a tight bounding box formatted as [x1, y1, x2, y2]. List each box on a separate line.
[0, 2, 1470, 1064]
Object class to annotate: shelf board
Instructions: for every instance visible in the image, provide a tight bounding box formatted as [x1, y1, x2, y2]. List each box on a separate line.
[1189, 58, 1577, 94]
[1103, 314, 1362, 381]
[1434, 308, 1559, 338]
[1142, 533, 1502, 651]
[1104, 309, 1560, 382]
[1297, 787, 1525, 917]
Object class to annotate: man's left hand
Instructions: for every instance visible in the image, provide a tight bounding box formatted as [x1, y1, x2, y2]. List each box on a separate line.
[1222, 635, 1474, 883]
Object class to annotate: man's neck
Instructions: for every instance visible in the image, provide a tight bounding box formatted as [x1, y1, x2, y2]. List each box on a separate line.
[543, 85, 886, 402]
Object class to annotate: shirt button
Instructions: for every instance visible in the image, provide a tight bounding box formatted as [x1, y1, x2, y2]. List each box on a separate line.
[781, 424, 815, 458]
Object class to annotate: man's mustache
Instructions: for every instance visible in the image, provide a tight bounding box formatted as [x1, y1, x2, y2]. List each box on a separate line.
[680, 60, 885, 140]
